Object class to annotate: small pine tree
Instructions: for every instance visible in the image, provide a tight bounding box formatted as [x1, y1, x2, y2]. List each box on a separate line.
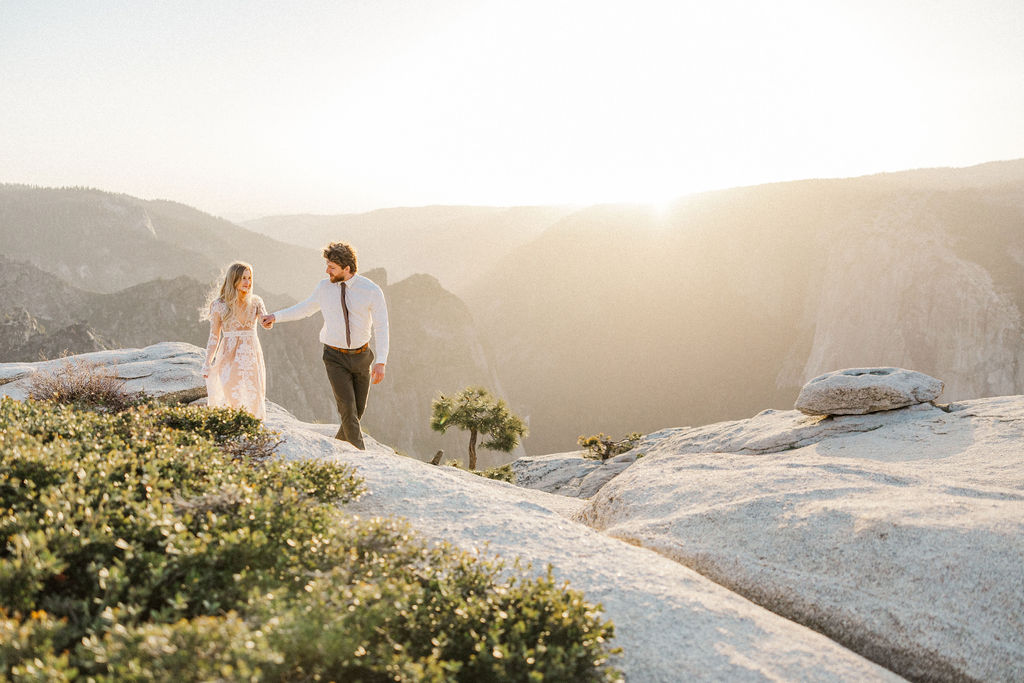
[430, 386, 527, 470]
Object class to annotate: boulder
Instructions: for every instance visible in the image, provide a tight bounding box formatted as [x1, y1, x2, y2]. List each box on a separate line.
[576, 398, 1024, 681]
[0, 341, 205, 402]
[795, 367, 943, 415]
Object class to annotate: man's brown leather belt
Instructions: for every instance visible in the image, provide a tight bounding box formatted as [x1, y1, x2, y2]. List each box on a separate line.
[326, 342, 369, 354]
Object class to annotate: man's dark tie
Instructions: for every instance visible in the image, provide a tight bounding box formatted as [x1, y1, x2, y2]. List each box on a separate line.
[340, 281, 352, 347]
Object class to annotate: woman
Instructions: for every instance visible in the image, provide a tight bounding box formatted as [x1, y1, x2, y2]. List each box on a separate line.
[201, 262, 268, 420]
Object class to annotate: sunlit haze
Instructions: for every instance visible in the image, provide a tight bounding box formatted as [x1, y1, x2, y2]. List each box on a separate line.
[2, 0, 1023, 217]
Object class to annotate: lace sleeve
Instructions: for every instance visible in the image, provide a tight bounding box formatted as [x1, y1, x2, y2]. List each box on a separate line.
[255, 295, 268, 319]
[202, 301, 224, 374]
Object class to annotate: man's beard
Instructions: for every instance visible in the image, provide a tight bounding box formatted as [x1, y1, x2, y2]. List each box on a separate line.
[329, 274, 343, 283]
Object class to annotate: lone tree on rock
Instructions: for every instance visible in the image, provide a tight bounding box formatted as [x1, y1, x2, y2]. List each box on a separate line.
[430, 386, 527, 470]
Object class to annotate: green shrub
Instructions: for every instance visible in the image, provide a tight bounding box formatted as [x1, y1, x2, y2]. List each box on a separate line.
[0, 396, 622, 681]
[0, 609, 78, 680]
[78, 612, 279, 682]
[577, 433, 642, 461]
[152, 403, 263, 442]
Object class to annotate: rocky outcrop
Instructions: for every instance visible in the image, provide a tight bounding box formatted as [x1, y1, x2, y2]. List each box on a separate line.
[1, 344, 900, 681]
[794, 367, 944, 415]
[575, 397, 1024, 681]
[510, 451, 640, 498]
[0, 341, 206, 402]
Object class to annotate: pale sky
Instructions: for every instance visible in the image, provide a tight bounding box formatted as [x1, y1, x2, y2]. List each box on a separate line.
[2, 0, 1023, 218]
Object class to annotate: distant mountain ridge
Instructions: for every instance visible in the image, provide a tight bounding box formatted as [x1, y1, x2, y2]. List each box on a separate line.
[0, 185, 323, 300]
[870, 157, 1024, 194]
[3, 160, 1022, 455]
[462, 160, 1024, 452]
[0, 254, 513, 465]
[244, 205, 576, 293]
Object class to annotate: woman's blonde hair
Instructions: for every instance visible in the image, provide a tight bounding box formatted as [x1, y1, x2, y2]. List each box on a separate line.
[201, 262, 255, 323]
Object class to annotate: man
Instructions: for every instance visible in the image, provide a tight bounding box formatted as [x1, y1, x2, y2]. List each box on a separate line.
[262, 242, 389, 449]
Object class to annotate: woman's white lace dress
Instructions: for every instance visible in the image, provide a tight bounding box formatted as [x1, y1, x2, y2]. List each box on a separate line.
[202, 296, 267, 420]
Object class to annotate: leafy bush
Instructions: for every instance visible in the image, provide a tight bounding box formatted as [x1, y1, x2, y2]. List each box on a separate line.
[577, 433, 643, 461]
[149, 403, 284, 463]
[0, 397, 621, 681]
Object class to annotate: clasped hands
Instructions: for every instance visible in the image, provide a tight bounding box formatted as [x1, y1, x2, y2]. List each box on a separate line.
[260, 314, 275, 329]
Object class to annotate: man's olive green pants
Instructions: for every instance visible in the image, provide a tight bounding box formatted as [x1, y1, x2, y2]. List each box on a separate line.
[322, 344, 374, 449]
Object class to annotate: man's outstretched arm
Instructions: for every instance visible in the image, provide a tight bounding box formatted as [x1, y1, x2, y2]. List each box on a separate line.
[268, 283, 323, 325]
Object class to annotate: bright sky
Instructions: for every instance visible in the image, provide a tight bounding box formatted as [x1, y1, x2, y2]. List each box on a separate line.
[2, 0, 1023, 217]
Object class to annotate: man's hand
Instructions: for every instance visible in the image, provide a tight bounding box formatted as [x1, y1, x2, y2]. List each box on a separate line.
[371, 363, 386, 385]
[260, 314, 275, 329]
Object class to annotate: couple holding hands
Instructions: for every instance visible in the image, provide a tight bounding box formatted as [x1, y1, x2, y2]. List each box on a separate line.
[201, 241, 389, 450]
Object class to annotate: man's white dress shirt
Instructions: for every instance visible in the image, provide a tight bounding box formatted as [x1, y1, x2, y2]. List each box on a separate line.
[271, 275, 389, 363]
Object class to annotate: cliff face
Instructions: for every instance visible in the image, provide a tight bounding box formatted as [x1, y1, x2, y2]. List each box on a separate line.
[781, 188, 1024, 401]
[464, 164, 1024, 454]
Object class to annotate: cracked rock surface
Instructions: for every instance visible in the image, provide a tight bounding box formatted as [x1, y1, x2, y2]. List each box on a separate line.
[575, 397, 1024, 681]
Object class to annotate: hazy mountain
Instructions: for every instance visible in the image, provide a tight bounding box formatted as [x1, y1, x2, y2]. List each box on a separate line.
[243, 205, 576, 293]
[0, 255, 513, 465]
[877, 158, 1024, 196]
[0, 185, 323, 300]
[5, 160, 1022, 457]
[0, 308, 114, 361]
[463, 160, 1024, 453]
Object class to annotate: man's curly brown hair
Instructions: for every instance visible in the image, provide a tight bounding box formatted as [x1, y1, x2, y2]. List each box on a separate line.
[323, 242, 358, 274]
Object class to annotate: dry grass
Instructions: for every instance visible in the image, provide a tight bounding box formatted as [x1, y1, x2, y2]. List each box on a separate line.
[220, 431, 285, 463]
[25, 357, 143, 412]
